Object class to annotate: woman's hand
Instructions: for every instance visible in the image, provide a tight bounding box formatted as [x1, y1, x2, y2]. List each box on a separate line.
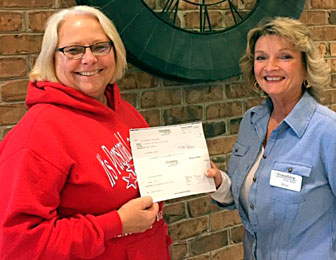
[205, 161, 223, 188]
[117, 196, 159, 234]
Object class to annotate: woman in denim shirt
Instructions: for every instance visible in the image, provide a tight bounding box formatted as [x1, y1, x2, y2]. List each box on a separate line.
[206, 17, 334, 260]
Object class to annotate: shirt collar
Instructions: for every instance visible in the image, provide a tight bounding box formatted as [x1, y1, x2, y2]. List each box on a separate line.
[284, 91, 317, 138]
[250, 91, 317, 138]
[250, 97, 272, 126]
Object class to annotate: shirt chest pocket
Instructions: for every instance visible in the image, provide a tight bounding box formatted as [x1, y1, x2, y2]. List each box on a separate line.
[228, 142, 250, 177]
[270, 161, 312, 203]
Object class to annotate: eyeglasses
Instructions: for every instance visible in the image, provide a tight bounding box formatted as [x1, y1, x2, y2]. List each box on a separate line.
[57, 41, 114, 60]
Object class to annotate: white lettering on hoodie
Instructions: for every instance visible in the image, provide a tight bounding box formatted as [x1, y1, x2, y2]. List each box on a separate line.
[96, 132, 137, 189]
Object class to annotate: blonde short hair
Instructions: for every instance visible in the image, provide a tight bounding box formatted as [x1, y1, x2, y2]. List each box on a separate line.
[239, 17, 330, 98]
[29, 5, 127, 83]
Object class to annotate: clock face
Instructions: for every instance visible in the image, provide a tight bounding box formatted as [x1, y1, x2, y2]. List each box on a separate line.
[143, 0, 257, 33]
[75, 0, 305, 82]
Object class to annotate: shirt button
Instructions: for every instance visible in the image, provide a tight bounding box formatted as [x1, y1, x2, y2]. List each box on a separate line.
[253, 177, 257, 182]
[262, 154, 267, 159]
[288, 167, 293, 173]
[250, 204, 255, 210]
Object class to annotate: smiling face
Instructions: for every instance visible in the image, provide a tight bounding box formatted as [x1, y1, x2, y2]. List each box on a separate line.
[254, 34, 306, 103]
[55, 14, 115, 103]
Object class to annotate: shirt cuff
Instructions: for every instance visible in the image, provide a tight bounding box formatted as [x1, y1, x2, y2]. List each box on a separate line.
[96, 210, 123, 240]
[210, 171, 234, 204]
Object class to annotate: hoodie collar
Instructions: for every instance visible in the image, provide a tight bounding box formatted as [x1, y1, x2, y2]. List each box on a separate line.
[26, 81, 122, 115]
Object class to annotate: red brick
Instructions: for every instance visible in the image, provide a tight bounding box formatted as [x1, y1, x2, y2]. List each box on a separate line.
[141, 89, 181, 108]
[207, 135, 237, 156]
[190, 231, 229, 255]
[170, 242, 188, 260]
[0, 57, 27, 78]
[312, 0, 336, 8]
[331, 74, 336, 88]
[225, 82, 258, 99]
[187, 255, 210, 260]
[28, 11, 55, 32]
[163, 105, 203, 125]
[330, 43, 336, 56]
[212, 244, 244, 260]
[210, 210, 242, 231]
[229, 117, 242, 135]
[203, 121, 226, 138]
[163, 201, 187, 224]
[329, 104, 336, 112]
[188, 196, 220, 217]
[185, 85, 223, 104]
[329, 58, 336, 72]
[0, 12, 23, 32]
[0, 103, 27, 125]
[0, 3, 335, 260]
[0, 34, 42, 55]
[0, 0, 53, 8]
[140, 109, 160, 126]
[121, 92, 137, 108]
[157, 0, 198, 11]
[310, 27, 336, 41]
[330, 11, 336, 24]
[118, 70, 158, 90]
[230, 225, 245, 243]
[237, 0, 256, 10]
[304, 0, 310, 9]
[1, 79, 28, 101]
[168, 217, 208, 240]
[300, 10, 329, 25]
[58, 0, 77, 8]
[246, 97, 264, 110]
[317, 42, 328, 57]
[162, 79, 187, 87]
[184, 10, 224, 31]
[318, 89, 336, 105]
[206, 101, 243, 119]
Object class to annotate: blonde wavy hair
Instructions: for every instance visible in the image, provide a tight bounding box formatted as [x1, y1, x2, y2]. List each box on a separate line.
[29, 5, 127, 84]
[239, 17, 330, 99]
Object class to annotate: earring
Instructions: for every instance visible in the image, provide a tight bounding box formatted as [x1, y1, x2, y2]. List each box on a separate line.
[253, 80, 260, 92]
[303, 80, 311, 88]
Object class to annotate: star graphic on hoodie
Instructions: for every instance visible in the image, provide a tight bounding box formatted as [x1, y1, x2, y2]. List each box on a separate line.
[123, 174, 137, 189]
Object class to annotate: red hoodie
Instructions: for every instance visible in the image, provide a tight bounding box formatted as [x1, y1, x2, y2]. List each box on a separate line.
[0, 81, 172, 260]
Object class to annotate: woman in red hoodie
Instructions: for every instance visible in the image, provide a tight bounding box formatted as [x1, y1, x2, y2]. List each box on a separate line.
[0, 5, 171, 260]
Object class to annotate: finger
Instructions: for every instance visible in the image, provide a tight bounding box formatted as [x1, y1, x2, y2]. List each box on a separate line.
[140, 196, 154, 209]
[146, 202, 159, 215]
[151, 202, 159, 213]
[210, 161, 217, 169]
[205, 168, 217, 177]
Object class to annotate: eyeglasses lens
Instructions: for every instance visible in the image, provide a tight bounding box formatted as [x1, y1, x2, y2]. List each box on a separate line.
[61, 42, 112, 59]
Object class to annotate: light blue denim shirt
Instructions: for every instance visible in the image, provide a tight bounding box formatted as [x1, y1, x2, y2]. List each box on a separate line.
[226, 91, 336, 260]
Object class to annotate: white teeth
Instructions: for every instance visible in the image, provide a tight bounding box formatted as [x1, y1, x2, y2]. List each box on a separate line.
[78, 70, 100, 76]
[265, 77, 282, 81]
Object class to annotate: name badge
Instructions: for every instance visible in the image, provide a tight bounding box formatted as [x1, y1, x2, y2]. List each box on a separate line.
[270, 170, 302, 192]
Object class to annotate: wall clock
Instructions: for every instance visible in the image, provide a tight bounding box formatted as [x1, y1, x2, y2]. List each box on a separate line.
[75, 0, 305, 82]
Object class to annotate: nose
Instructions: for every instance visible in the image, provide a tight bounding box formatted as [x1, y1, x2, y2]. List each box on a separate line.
[81, 47, 97, 64]
[265, 57, 279, 71]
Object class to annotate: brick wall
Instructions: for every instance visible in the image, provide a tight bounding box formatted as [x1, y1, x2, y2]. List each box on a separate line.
[0, 0, 335, 259]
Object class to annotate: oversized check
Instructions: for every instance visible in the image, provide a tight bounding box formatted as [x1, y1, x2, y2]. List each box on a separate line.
[129, 121, 216, 202]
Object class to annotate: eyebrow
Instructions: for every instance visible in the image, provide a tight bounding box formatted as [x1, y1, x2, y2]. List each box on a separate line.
[255, 48, 295, 53]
